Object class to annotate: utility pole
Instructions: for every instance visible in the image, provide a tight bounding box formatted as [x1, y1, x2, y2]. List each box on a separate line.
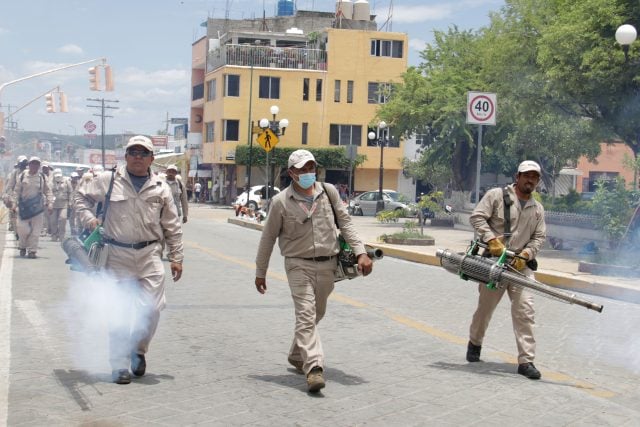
[86, 98, 119, 168]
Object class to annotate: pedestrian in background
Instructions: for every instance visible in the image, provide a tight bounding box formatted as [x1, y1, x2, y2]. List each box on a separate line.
[194, 181, 202, 203]
[68, 172, 81, 235]
[466, 160, 546, 380]
[255, 149, 373, 393]
[165, 164, 188, 223]
[2, 155, 29, 236]
[75, 135, 184, 385]
[49, 169, 73, 241]
[14, 157, 53, 258]
[40, 161, 53, 237]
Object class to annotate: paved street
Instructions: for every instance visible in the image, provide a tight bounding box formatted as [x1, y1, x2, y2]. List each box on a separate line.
[1, 204, 639, 426]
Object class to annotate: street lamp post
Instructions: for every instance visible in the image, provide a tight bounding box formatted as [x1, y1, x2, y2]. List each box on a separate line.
[368, 120, 387, 213]
[258, 105, 289, 206]
[616, 24, 637, 62]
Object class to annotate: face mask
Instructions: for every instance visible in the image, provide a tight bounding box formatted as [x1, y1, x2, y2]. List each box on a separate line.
[297, 172, 316, 189]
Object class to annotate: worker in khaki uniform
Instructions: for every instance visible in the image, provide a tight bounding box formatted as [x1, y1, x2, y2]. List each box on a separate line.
[164, 164, 188, 223]
[75, 135, 184, 385]
[255, 149, 373, 393]
[14, 157, 53, 258]
[2, 155, 29, 236]
[40, 161, 53, 236]
[67, 172, 81, 235]
[466, 160, 546, 380]
[50, 169, 73, 241]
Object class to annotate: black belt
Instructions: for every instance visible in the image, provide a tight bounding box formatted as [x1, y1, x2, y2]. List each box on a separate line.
[300, 255, 336, 262]
[104, 238, 158, 250]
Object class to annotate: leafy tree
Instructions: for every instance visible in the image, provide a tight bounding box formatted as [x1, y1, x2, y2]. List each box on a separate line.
[591, 178, 635, 246]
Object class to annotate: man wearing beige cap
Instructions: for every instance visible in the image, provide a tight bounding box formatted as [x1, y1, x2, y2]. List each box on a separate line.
[466, 160, 546, 380]
[14, 157, 53, 258]
[75, 135, 184, 384]
[164, 164, 188, 223]
[255, 149, 373, 393]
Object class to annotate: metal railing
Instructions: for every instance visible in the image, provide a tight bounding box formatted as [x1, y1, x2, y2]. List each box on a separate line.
[207, 44, 327, 72]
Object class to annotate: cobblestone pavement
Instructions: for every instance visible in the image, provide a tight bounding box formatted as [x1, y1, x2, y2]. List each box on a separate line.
[0, 205, 639, 426]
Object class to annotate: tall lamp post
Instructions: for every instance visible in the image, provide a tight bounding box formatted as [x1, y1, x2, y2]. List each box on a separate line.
[258, 105, 289, 205]
[616, 24, 637, 62]
[368, 120, 387, 213]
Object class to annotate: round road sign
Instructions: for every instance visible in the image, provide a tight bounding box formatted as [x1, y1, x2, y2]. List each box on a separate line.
[84, 120, 97, 133]
[467, 92, 496, 125]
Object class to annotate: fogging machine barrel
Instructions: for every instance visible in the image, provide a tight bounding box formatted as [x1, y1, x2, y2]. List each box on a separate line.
[62, 237, 98, 273]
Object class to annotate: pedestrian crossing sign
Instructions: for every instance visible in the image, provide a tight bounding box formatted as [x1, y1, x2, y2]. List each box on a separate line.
[257, 128, 279, 152]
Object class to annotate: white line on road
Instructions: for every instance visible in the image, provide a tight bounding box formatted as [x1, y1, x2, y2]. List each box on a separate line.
[0, 233, 15, 427]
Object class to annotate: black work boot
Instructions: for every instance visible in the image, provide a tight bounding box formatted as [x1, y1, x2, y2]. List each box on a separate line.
[131, 352, 146, 377]
[517, 362, 541, 380]
[466, 341, 481, 362]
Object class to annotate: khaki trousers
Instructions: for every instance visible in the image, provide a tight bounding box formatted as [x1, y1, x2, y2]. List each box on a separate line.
[17, 212, 44, 252]
[105, 243, 165, 369]
[469, 268, 536, 364]
[285, 257, 336, 374]
[49, 207, 68, 239]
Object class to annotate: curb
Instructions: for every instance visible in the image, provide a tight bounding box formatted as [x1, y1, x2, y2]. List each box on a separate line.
[228, 217, 639, 305]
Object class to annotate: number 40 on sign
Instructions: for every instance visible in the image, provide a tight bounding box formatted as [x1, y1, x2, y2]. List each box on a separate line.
[466, 92, 497, 126]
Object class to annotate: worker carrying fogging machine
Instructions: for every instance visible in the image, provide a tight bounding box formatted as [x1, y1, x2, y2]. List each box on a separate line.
[436, 240, 603, 313]
[335, 241, 383, 282]
[62, 168, 115, 273]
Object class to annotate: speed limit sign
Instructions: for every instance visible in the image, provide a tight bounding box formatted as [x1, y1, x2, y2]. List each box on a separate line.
[467, 92, 497, 126]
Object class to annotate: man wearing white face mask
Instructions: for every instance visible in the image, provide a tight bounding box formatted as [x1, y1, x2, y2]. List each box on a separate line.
[255, 149, 373, 393]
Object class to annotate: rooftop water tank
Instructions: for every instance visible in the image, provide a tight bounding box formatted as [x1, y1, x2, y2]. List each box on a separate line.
[336, 0, 353, 20]
[352, 0, 370, 21]
[277, 0, 294, 16]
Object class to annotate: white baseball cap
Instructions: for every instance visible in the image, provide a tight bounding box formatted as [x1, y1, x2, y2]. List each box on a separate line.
[125, 135, 154, 152]
[288, 149, 316, 169]
[28, 156, 41, 164]
[166, 164, 178, 172]
[517, 160, 541, 175]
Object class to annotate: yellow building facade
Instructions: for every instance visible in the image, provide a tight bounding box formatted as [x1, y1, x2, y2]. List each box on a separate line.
[191, 12, 408, 198]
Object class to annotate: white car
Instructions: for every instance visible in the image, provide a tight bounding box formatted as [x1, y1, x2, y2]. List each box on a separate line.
[233, 185, 280, 210]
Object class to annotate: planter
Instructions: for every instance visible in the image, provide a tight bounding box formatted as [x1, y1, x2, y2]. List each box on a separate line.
[430, 218, 454, 227]
[381, 237, 435, 246]
[578, 261, 640, 278]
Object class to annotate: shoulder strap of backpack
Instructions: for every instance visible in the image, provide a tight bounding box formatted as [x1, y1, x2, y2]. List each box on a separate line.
[321, 182, 339, 229]
[502, 186, 513, 244]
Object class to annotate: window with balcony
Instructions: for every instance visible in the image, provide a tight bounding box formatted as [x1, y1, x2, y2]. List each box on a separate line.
[329, 124, 362, 146]
[259, 76, 280, 99]
[223, 119, 240, 141]
[370, 39, 403, 58]
[205, 122, 215, 143]
[206, 79, 217, 101]
[224, 74, 240, 97]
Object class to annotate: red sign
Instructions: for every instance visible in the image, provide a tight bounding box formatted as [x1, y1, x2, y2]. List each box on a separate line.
[151, 135, 168, 147]
[84, 121, 97, 133]
[84, 133, 97, 139]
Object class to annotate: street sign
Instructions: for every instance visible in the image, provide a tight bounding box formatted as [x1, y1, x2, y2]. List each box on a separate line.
[257, 128, 279, 152]
[84, 133, 97, 139]
[84, 120, 97, 133]
[466, 92, 497, 126]
[170, 117, 188, 125]
[151, 135, 168, 147]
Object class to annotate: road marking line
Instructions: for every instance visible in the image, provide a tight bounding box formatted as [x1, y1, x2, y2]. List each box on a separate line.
[0, 233, 15, 427]
[187, 239, 616, 399]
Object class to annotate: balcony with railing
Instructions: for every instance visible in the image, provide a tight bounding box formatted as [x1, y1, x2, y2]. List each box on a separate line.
[207, 44, 327, 73]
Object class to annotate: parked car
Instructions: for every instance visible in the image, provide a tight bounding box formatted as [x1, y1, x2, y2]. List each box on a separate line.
[233, 185, 280, 210]
[348, 190, 413, 216]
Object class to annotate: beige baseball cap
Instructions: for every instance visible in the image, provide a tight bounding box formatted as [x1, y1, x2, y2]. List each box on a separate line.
[288, 149, 316, 169]
[517, 160, 541, 175]
[125, 135, 154, 152]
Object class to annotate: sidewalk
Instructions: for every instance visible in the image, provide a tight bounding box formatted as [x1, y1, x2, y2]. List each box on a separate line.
[228, 213, 640, 304]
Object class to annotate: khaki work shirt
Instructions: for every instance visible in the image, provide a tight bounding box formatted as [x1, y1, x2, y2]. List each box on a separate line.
[470, 184, 546, 260]
[166, 178, 189, 218]
[74, 165, 184, 263]
[52, 177, 73, 209]
[255, 181, 365, 278]
[14, 170, 53, 209]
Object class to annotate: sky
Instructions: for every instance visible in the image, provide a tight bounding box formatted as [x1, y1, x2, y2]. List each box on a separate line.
[0, 0, 503, 137]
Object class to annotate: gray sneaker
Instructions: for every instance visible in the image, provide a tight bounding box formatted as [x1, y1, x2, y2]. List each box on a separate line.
[306, 366, 325, 393]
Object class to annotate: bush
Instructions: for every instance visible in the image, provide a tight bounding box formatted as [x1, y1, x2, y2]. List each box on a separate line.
[591, 178, 635, 247]
[541, 189, 594, 215]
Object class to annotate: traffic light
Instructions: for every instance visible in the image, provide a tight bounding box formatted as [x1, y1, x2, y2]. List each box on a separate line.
[59, 92, 68, 112]
[0, 135, 5, 154]
[105, 65, 114, 91]
[45, 92, 56, 113]
[89, 66, 101, 91]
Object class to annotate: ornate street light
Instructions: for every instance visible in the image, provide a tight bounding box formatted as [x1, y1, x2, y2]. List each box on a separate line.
[616, 24, 637, 62]
[258, 105, 289, 205]
[368, 120, 387, 213]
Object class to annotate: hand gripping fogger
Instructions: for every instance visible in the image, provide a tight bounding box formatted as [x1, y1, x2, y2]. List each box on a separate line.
[436, 240, 603, 313]
[62, 169, 116, 273]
